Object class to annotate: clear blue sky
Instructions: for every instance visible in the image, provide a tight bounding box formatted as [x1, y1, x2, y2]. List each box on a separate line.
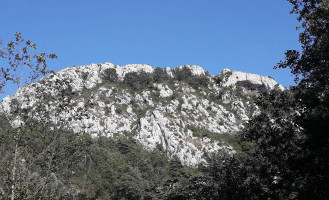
[0, 0, 300, 97]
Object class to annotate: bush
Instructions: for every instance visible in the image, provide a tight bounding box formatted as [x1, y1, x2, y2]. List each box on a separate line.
[214, 75, 224, 84]
[173, 66, 209, 89]
[103, 68, 119, 83]
[173, 66, 193, 81]
[123, 71, 153, 90]
[153, 67, 167, 83]
[192, 75, 209, 88]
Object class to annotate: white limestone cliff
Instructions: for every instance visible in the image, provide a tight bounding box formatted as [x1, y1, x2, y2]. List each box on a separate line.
[219, 68, 285, 90]
[0, 62, 283, 166]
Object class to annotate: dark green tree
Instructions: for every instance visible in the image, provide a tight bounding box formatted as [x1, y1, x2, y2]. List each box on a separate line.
[153, 67, 167, 83]
[0, 32, 57, 200]
[275, 0, 329, 198]
[103, 68, 119, 83]
[173, 66, 209, 89]
[238, 89, 304, 199]
[236, 0, 329, 199]
[123, 71, 153, 90]
[173, 67, 192, 82]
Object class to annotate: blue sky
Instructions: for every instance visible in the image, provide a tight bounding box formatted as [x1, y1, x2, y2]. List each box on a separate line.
[0, 0, 300, 97]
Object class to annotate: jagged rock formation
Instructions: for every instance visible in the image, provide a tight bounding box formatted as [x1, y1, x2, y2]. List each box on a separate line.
[0, 62, 284, 166]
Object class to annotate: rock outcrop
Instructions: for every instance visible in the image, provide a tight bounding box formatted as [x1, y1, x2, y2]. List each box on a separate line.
[0, 62, 284, 166]
[219, 68, 285, 90]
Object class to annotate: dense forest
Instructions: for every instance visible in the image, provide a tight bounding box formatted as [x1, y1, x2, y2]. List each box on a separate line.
[0, 0, 328, 199]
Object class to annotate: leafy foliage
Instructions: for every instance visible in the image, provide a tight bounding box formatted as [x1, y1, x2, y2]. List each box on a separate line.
[221, 0, 329, 199]
[237, 89, 305, 199]
[174, 1, 329, 198]
[0, 32, 57, 93]
[123, 71, 153, 90]
[172, 66, 209, 89]
[167, 152, 249, 200]
[187, 125, 242, 153]
[103, 68, 119, 83]
[102, 66, 210, 93]
[0, 119, 198, 199]
[274, 0, 329, 198]
[153, 67, 168, 83]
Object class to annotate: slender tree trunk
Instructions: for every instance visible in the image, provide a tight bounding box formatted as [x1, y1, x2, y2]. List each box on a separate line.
[11, 142, 18, 200]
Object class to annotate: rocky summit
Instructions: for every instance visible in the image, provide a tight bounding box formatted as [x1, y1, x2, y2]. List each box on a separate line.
[0, 62, 284, 166]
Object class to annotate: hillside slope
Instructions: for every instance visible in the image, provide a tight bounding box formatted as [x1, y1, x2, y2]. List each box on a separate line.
[0, 62, 284, 166]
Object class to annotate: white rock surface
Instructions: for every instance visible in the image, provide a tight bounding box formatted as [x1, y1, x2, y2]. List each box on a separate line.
[0, 62, 282, 166]
[220, 68, 285, 90]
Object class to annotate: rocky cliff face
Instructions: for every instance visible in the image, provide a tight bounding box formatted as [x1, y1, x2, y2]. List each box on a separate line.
[0, 62, 284, 166]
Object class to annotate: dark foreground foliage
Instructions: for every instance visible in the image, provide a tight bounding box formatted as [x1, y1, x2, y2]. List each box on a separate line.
[168, 1, 329, 199]
[0, 120, 200, 199]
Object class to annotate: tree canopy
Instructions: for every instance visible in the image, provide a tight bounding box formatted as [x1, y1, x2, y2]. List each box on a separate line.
[0, 32, 57, 94]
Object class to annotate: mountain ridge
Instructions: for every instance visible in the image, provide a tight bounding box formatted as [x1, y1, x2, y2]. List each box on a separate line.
[0, 62, 284, 166]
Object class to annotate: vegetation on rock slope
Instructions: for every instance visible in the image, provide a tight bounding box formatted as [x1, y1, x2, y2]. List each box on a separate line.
[1, 0, 328, 199]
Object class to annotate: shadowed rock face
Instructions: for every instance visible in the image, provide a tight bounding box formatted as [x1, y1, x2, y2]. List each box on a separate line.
[0, 62, 284, 166]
